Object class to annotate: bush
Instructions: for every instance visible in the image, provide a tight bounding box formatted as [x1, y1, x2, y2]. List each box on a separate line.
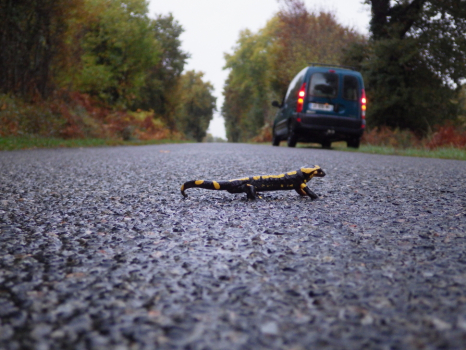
[426, 125, 466, 149]
[361, 126, 422, 149]
[361, 124, 466, 150]
[0, 94, 66, 137]
[0, 92, 174, 141]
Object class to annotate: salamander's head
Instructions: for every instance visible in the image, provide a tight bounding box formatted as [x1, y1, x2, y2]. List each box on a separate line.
[301, 166, 326, 180]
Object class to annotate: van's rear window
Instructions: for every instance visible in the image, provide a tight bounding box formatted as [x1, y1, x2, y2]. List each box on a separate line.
[309, 73, 338, 98]
[343, 75, 359, 101]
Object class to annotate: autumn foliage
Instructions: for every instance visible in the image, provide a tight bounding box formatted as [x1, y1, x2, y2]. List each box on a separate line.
[426, 125, 466, 150]
[361, 125, 466, 150]
[0, 0, 215, 141]
[0, 91, 172, 140]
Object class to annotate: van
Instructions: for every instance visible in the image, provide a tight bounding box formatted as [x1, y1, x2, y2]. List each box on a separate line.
[271, 64, 366, 148]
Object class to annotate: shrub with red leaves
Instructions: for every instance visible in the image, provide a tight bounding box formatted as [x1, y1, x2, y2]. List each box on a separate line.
[361, 127, 422, 149]
[427, 125, 466, 149]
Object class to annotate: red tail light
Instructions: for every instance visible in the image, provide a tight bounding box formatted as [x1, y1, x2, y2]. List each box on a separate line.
[361, 89, 367, 128]
[296, 83, 306, 113]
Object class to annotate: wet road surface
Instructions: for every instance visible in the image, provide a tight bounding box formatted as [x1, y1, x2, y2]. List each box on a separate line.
[1, 143, 466, 349]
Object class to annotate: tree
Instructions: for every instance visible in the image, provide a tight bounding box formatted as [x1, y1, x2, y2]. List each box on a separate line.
[349, 0, 466, 133]
[271, 0, 365, 96]
[136, 13, 190, 131]
[75, 0, 160, 107]
[176, 70, 216, 142]
[223, 22, 278, 142]
[0, 0, 84, 98]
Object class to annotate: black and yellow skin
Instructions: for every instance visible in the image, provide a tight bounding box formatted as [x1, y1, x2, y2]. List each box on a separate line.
[181, 166, 326, 200]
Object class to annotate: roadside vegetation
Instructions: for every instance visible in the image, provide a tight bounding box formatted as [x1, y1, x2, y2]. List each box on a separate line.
[0, 0, 215, 145]
[1, 0, 466, 161]
[343, 126, 466, 160]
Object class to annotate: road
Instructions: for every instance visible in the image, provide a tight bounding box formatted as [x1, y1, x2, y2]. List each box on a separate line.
[1, 143, 466, 350]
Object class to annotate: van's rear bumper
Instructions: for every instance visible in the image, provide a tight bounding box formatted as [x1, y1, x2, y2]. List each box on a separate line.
[292, 113, 364, 142]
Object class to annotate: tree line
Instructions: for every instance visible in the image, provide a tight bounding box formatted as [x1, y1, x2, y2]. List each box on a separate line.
[222, 0, 466, 142]
[0, 0, 216, 142]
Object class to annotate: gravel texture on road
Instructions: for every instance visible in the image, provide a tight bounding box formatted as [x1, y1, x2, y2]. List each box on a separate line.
[1, 143, 466, 350]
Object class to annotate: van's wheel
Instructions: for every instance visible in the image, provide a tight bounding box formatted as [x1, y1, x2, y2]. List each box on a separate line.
[287, 128, 297, 148]
[347, 138, 360, 149]
[272, 128, 281, 146]
[321, 140, 331, 149]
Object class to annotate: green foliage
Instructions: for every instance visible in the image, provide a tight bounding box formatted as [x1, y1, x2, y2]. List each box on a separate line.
[0, 0, 84, 97]
[338, 144, 466, 161]
[0, 135, 186, 151]
[1, 0, 192, 140]
[360, 38, 456, 133]
[204, 134, 226, 143]
[222, 0, 365, 142]
[0, 94, 66, 137]
[348, 0, 466, 134]
[223, 22, 278, 142]
[75, 0, 161, 107]
[176, 71, 216, 142]
[136, 14, 190, 130]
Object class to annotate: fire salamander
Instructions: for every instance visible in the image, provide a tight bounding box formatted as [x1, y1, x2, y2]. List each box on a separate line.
[181, 166, 326, 200]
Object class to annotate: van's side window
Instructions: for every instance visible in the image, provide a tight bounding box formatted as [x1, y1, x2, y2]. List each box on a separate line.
[343, 75, 359, 101]
[309, 73, 338, 98]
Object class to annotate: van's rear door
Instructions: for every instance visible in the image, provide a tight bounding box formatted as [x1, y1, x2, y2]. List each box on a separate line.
[305, 71, 361, 129]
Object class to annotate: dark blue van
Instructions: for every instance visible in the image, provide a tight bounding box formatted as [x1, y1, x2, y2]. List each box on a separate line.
[272, 64, 366, 148]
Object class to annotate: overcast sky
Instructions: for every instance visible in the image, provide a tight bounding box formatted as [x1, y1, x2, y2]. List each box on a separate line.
[147, 0, 371, 138]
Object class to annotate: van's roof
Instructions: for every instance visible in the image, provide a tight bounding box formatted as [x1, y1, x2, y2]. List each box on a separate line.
[309, 63, 356, 70]
[306, 65, 363, 76]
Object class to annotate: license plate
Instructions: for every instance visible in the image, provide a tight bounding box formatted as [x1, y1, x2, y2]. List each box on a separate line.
[310, 103, 334, 112]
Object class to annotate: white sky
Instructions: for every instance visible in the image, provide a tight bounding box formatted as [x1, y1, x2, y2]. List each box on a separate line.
[147, 0, 371, 139]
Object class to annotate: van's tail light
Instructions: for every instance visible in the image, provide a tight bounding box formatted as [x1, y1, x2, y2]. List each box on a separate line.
[296, 83, 306, 113]
[361, 89, 367, 128]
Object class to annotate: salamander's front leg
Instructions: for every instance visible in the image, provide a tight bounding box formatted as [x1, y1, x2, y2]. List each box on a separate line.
[295, 188, 307, 196]
[303, 185, 318, 200]
[240, 184, 257, 200]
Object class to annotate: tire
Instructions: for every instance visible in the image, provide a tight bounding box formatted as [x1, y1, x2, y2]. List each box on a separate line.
[272, 128, 281, 146]
[347, 138, 360, 149]
[287, 127, 297, 148]
[321, 140, 331, 149]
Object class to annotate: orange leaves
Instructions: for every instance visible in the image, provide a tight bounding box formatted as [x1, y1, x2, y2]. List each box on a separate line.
[361, 124, 466, 150]
[427, 125, 466, 150]
[271, 0, 366, 95]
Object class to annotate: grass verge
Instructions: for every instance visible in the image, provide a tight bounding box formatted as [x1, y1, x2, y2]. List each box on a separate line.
[333, 143, 466, 160]
[0, 136, 185, 151]
[2, 136, 465, 161]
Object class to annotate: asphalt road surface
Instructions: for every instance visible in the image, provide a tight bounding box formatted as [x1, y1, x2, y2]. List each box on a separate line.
[1, 143, 466, 350]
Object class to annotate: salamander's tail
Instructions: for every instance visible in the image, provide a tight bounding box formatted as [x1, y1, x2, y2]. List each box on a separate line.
[181, 180, 223, 198]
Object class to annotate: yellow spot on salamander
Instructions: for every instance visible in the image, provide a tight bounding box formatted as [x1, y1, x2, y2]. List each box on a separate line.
[181, 184, 185, 191]
[261, 174, 285, 179]
[287, 171, 297, 175]
[300, 183, 307, 189]
[230, 177, 249, 182]
[301, 166, 321, 174]
[195, 180, 204, 185]
[253, 176, 260, 180]
[213, 181, 220, 190]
